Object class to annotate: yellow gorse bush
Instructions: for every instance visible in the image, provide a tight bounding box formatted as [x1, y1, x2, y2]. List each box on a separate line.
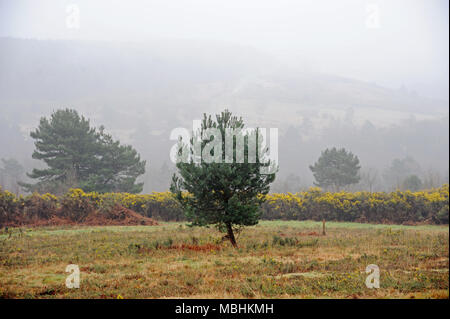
[0, 184, 448, 225]
[261, 184, 449, 224]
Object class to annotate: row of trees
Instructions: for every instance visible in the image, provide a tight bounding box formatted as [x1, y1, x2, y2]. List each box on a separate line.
[3, 154, 435, 196]
[3, 108, 442, 195]
[2, 108, 448, 247]
[272, 158, 446, 193]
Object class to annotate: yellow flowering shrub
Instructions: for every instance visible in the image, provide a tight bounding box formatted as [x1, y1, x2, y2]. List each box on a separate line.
[59, 188, 96, 222]
[261, 184, 449, 224]
[0, 184, 448, 226]
[22, 192, 58, 220]
[0, 186, 20, 225]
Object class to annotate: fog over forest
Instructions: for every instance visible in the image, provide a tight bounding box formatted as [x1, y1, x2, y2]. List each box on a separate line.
[0, 0, 448, 193]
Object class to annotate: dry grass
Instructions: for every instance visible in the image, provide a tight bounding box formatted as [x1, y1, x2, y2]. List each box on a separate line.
[0, 221, 448, 299]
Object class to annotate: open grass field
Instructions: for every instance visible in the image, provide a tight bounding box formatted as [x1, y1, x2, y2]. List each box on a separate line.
[0, 221, 448, 299]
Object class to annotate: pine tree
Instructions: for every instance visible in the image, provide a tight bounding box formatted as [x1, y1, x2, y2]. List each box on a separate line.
[170, 109, 276, 247]
[21, 109, 98, 193]
[309, 147, 361, 191]
[83, 128, 146, 193]
[22, 108, 146, 194]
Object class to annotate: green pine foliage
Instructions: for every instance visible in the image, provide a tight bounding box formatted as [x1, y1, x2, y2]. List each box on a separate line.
[170, 109, 277, 247]
[21, 109, 145, 194]
[309, 147, 361, 191]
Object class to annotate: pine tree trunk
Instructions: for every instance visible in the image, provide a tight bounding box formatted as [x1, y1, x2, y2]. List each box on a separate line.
[226, 223, 237, 248]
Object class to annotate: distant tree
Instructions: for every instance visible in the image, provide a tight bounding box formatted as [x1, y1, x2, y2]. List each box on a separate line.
[21, 109, 98, 193]
[22, 109, 146, 194]
[402, 175, 423, 191]
[383, 156, 421, 190]
[309, 147, 361, 191]
[272, 173, 301, 193]
[170, 110, 276, 247]
[422, 168, 443, 189]
[0, 158, 24, 195]
[360, 167, 378, 192]
[156, 162, 175, 191]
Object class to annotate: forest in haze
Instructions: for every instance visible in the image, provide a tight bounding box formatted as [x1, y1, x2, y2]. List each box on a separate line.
[0, 37, 448, 194]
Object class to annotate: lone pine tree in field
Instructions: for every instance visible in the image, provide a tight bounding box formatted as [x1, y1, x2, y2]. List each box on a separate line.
[310, 147, 360, 192]
[22, 108, 145, 194]
[170, 110, 276, 247]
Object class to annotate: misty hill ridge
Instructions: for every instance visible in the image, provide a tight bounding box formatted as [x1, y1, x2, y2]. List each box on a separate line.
[0, 37, 447, 122]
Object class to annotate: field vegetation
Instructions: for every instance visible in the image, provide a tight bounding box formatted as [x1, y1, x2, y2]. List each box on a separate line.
[0, 221, 447, 299]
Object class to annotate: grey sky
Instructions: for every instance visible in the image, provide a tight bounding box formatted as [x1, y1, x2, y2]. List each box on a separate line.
[0, 0, 448, 100]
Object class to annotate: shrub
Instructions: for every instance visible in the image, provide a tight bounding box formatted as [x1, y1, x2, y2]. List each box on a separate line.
[23, 193, 58, 220]
[59, 188, 95, 222]
[0, 185, 448, 226]
[0, 187, 20, 226]
[261, 184, 449, 224]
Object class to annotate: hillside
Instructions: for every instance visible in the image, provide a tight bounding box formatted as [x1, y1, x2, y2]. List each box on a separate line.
[0, 37, 448, 191]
